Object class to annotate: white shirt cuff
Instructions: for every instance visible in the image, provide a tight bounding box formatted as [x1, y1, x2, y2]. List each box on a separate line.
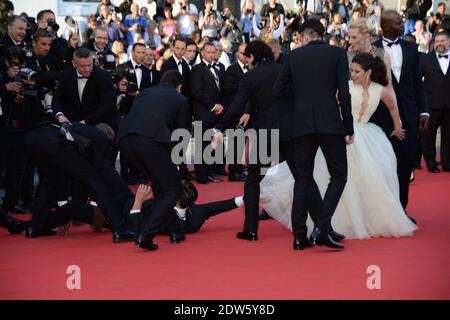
[55, 112, 64, 118]
[235, 196, 244, 207]
[130, 209, 141, 215]
[211, 105, 217, 112]
[420, 113, 430, 117]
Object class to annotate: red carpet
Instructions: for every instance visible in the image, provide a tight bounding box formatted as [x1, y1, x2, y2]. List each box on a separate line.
[1, 168, 449, 300]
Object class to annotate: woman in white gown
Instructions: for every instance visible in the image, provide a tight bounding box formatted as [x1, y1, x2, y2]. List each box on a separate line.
[260, 53, 418, 239]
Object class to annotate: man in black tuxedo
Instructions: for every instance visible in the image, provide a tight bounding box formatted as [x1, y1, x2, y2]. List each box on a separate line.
[159, 38, 192, 181]
[213, 40, 281, 241]
[273, 20, 353, 250]
[125, 180, 243, 239]
[23, 122, 136, 242]
[370, 11, 429, 216]
[0, 15, 26, 58]
[190, 42, 225, 184]
[143, 47, 160, 87]
[222, 43, 248, 182]
[118, 43, 153, 93]
[421, 31, 450, 172]
[52, 47, 120, 132]
[118, 70, 191, 251]
[161, 37, 191, 96]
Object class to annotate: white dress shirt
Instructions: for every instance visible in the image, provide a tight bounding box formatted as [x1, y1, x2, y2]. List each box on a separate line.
[382, 37, 403, 83]
[76, 71, 88, 102]
[130, 58, 143, 89]
[436, 50, 449, 75]
[173, 55, 184, 75]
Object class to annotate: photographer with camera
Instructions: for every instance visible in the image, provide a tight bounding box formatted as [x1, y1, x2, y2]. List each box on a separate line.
[199, 0, 223, 41]
[175, 0, 199, 37]
[97, 4, 127, 44]
[240, 0, 259, 43]
[35, 9, 70, 68]
[87, 27, 117, 72]
[0, 46, 45, 215]
[222, 15, 243, 51]
[52, 47, 119, 132]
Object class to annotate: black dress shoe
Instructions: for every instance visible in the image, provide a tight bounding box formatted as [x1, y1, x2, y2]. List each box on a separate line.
[196, 176, 209, 184]
[236, 231, 258, 241]
[112, 230, 137, 243]
[228, 173, 247, 182]
[25, 227, 57, 239]
[169, 233, 186, 243]
[258, 209, 273, 220]
[329, 230, 345, 242]
[293, 238, 314, 250]
[207, 175, 223, 182]
[135, 235, 158, 251]
[428, 167, 441, 173]
[0, 210, 29, 234]
[310, 228, 344, 249]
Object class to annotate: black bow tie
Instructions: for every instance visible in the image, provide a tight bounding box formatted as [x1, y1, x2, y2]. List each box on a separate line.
[384, 39, 401, 47]
[77, 76, 88, 79]
[243, 65, 248, 70]
[438, 54, 448, 59]
[177, 61, 182, 65]
[207, 64, 213, 69]
[135, 65, 142, 69]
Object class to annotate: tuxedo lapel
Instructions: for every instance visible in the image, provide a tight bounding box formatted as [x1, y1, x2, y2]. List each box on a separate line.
[399, 41, 409, 84]
[69, 68, 82, 104]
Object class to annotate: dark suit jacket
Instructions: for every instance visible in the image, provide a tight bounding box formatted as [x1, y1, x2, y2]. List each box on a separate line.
[160, 56, 190, 95]
[189, 61, 224, 125]
[222, 61, 245, 108]
[370, 39, 428, 135]
[273, 40, 353, 138]
[216, 61, 283, 133]
[0, 34, 24, 58]
[119, 60, 153, 91]
[52, 67, 119, 130]
[117, 83, 191, 144]
[420, 50, 450, 110]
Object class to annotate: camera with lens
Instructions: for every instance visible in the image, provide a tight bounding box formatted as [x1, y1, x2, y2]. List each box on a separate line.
[93, 50, 116, 72]
[47, 19, 60, 32]
[112, 65, 139, 95]
[285, 11, 298, 20]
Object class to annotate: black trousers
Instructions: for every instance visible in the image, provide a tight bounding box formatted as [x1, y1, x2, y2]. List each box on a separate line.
[119, 135, 182, 238]
[2, 131, 34, 211]
[291, 134, 347, 239]
[391, 126, 418, 210]
[422, 108, 450, 170]
[242, 131, 274, 234]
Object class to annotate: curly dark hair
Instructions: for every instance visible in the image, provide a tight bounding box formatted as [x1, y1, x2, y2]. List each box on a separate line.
[244, 40, 274, 66]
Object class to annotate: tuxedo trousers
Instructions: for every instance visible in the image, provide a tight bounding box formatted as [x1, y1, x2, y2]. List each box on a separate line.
[422, 108, 450, 169]
[119, 135, 182, 238]
[291, 133, 347, 239]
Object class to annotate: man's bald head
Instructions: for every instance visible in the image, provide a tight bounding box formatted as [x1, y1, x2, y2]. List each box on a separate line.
[380, 10, 404, 40]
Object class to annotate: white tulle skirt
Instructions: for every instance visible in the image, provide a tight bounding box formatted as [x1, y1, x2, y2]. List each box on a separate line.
[260, 122, 418, 239]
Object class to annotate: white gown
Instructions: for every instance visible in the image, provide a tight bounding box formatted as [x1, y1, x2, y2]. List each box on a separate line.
[260, 81, 418, 239]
